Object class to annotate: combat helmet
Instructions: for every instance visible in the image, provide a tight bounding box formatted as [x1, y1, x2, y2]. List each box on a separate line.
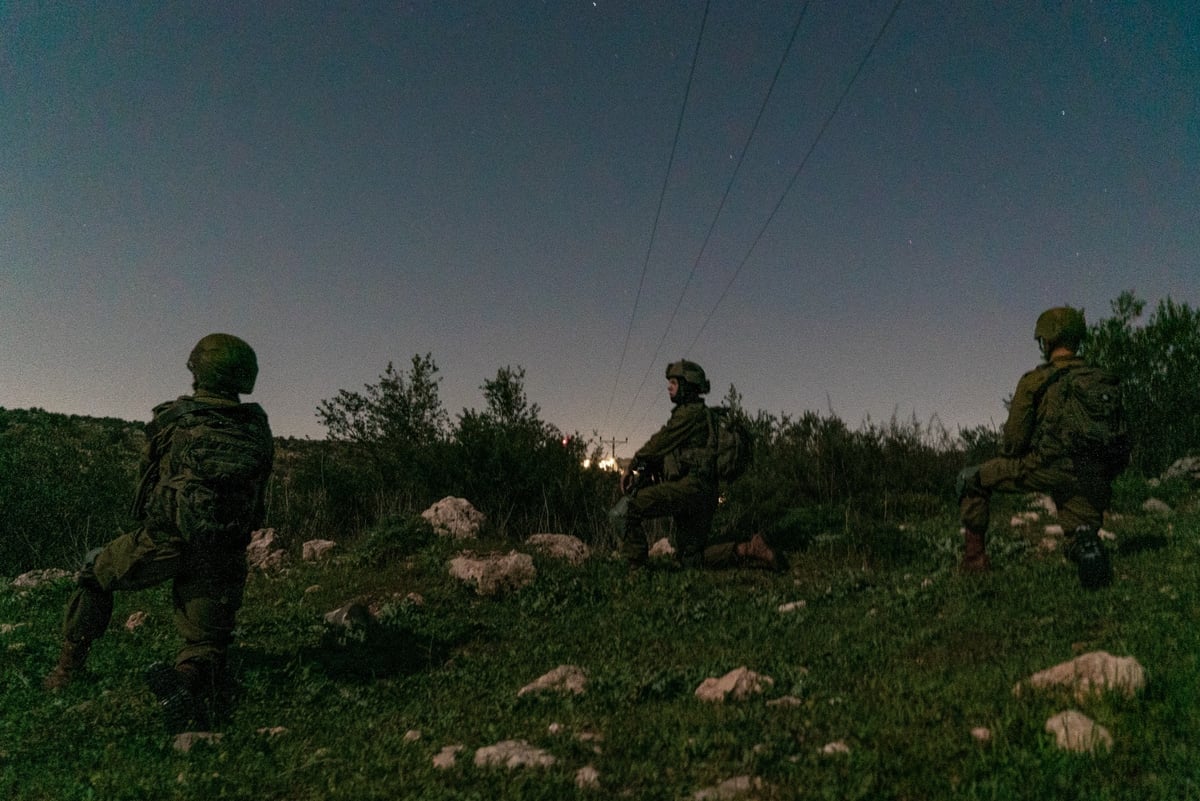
[1034, 307, 1086, 358]
[665, 360, 711, 395]
[187, 333, 259, 395]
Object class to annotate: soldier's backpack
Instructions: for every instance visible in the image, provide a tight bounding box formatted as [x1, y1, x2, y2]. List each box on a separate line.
[139, 400, 274, 546]
[1034, 365, 1131, 473]
[706, 407, 753, 482]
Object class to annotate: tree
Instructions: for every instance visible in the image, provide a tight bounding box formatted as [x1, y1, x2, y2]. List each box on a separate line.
[1084, 292, 1200, 474]
[315, 353, 449, 500]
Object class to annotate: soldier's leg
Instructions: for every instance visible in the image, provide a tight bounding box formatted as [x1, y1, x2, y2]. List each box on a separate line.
[1056, 471, 1112, 589]
[674, 497, 717, 569]
[48, 530, 183, 690]
[610, 495, 649, 565]
[621, 483, 690, 566]
[168, 552, 249, 727]
[958, 457, 1041, 572]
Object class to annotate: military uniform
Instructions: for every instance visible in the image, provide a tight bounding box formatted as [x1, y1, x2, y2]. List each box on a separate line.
[960, 352, 1114, 534]
[619, 397, 718, 566]
[61, 390, 273, 668]
[46, 334, 273, 728]
[958, 308, 1125, 587]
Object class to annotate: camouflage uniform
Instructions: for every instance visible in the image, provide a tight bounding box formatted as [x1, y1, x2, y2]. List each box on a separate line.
[619, 398, 719, 566]
[46, 334, 273, 725]
[958, 307, 1125, 585]
[960, 353, 1112, 535]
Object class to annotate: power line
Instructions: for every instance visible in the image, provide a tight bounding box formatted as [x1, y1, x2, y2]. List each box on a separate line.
[602, 0, 713, 433]
[618, 1, 812, 428]
[686, 0, 907, 354]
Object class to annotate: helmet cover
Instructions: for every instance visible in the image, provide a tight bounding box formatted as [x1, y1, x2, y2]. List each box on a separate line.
[187, 333, 259, 394]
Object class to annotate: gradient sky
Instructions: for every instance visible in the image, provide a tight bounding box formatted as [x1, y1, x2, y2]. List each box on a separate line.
[3, 1, 1197, 457]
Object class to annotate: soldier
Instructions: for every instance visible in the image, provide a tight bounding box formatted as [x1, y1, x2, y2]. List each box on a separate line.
[956, 307, 1129, 588]
[614, 360, 777, 570]
[44, 334, 274, 732]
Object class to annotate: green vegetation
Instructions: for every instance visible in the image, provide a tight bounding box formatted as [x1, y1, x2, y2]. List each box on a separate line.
[2, 293, 1198, 799]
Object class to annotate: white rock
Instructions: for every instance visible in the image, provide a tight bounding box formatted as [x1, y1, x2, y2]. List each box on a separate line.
[970, 727, 991, 743]
[432, 744, 464, 769]
[302, 539, 337, 561]
[473, 739, 556, 769]
[1142, 498, 1172, 515]
[695, 667, 774, 703]
[422, 496, 485, 539]
[575, 765, 601, 790]
[525, 533, 591, 565]
[124, 611, 148, 632]
[777, 600, 807, 613]
[448, 551, 536, 596]
[11, 568, 71, 588]
[1045, 710, 1113, 753]
[649, 537, 676, 558]
[821, 740, 850, 755]
[1015, 651, 1146, 701]
[246, 528, 286, 570]
[1043, 524, 1064, 537]
[518, 665, 587, 697]
[692, 775, 763, 799]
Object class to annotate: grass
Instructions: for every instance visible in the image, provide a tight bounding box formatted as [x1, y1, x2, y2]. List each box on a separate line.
[4, 492, 1200, 800]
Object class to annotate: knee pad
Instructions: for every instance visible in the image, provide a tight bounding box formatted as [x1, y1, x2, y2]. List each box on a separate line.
[955, 466, 982, 500]
[75, 547, 107, 591]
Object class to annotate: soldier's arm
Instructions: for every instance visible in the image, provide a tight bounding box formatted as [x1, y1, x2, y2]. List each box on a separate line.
[1001, 370, 1043, 457]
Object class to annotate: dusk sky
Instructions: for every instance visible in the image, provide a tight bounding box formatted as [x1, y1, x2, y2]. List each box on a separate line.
[3, 2, 1197, 457]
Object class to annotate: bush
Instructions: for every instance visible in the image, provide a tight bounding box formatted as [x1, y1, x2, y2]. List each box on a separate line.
[0, 408, 142, 575]
[1084, 292, 1200, 475]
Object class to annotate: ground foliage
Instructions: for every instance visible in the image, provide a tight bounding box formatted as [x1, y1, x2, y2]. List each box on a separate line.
[4, 487, 1199, 800]
[3, 293, 1199, 797]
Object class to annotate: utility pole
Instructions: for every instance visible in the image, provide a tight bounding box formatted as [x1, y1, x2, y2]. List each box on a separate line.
[601, 435, 628, 462]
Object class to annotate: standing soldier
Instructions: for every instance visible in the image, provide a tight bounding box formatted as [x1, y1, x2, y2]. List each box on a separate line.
[956, 307, 1129, 588]
[44, 334, 274, 732]
[613, 360, 776, 569]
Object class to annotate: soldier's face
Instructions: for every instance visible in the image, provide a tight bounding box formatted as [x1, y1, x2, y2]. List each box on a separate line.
[668, 378, 679, 400]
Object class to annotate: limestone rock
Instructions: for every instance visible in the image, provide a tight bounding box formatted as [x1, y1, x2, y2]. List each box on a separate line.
[433, 744, 464, 769]
[422, 496, 485, 539]
[1045, 710, 1113, 753]
[693, 775, 764, 800]
[518, 664, 587, 697]
[1016, 651, 1145, 701]
[525, 533, 591, 565]
[124, 611, 148, 632]
[323, 601, 373, 629]
[1011, 511, 1040, 527]
[1162, 456, 1200, 483]
[448, 551, 536, 596]
[575, 765, 601, 790]
[970, 727, 991, 743]
[777, 600, 807, 613]
[302, 539, 337, 561]
[11, 568, 71, 588]
[1142, 498, 1172, 515]
[695, 667, 774, 703]
[474, 739, 556, 769]
[247, 528, 286, 570]
[172, 731, 223, 752]
[648, 537, 675, 559]
[821, 740, 850, 755]
[1032, 494, 1057, 515]
[1043, 524, 1064, 537]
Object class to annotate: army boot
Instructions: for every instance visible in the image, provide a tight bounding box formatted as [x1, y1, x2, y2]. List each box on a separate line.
[1066, 526, 1112, 590]
[960, 528, 991, 574]
[736, 533, 781, 571]
[146, 662, 208, 734]
[43, 638, 92, 691]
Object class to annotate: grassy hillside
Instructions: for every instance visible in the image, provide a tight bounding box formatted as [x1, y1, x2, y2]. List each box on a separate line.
[4, 485, 1198, 799]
